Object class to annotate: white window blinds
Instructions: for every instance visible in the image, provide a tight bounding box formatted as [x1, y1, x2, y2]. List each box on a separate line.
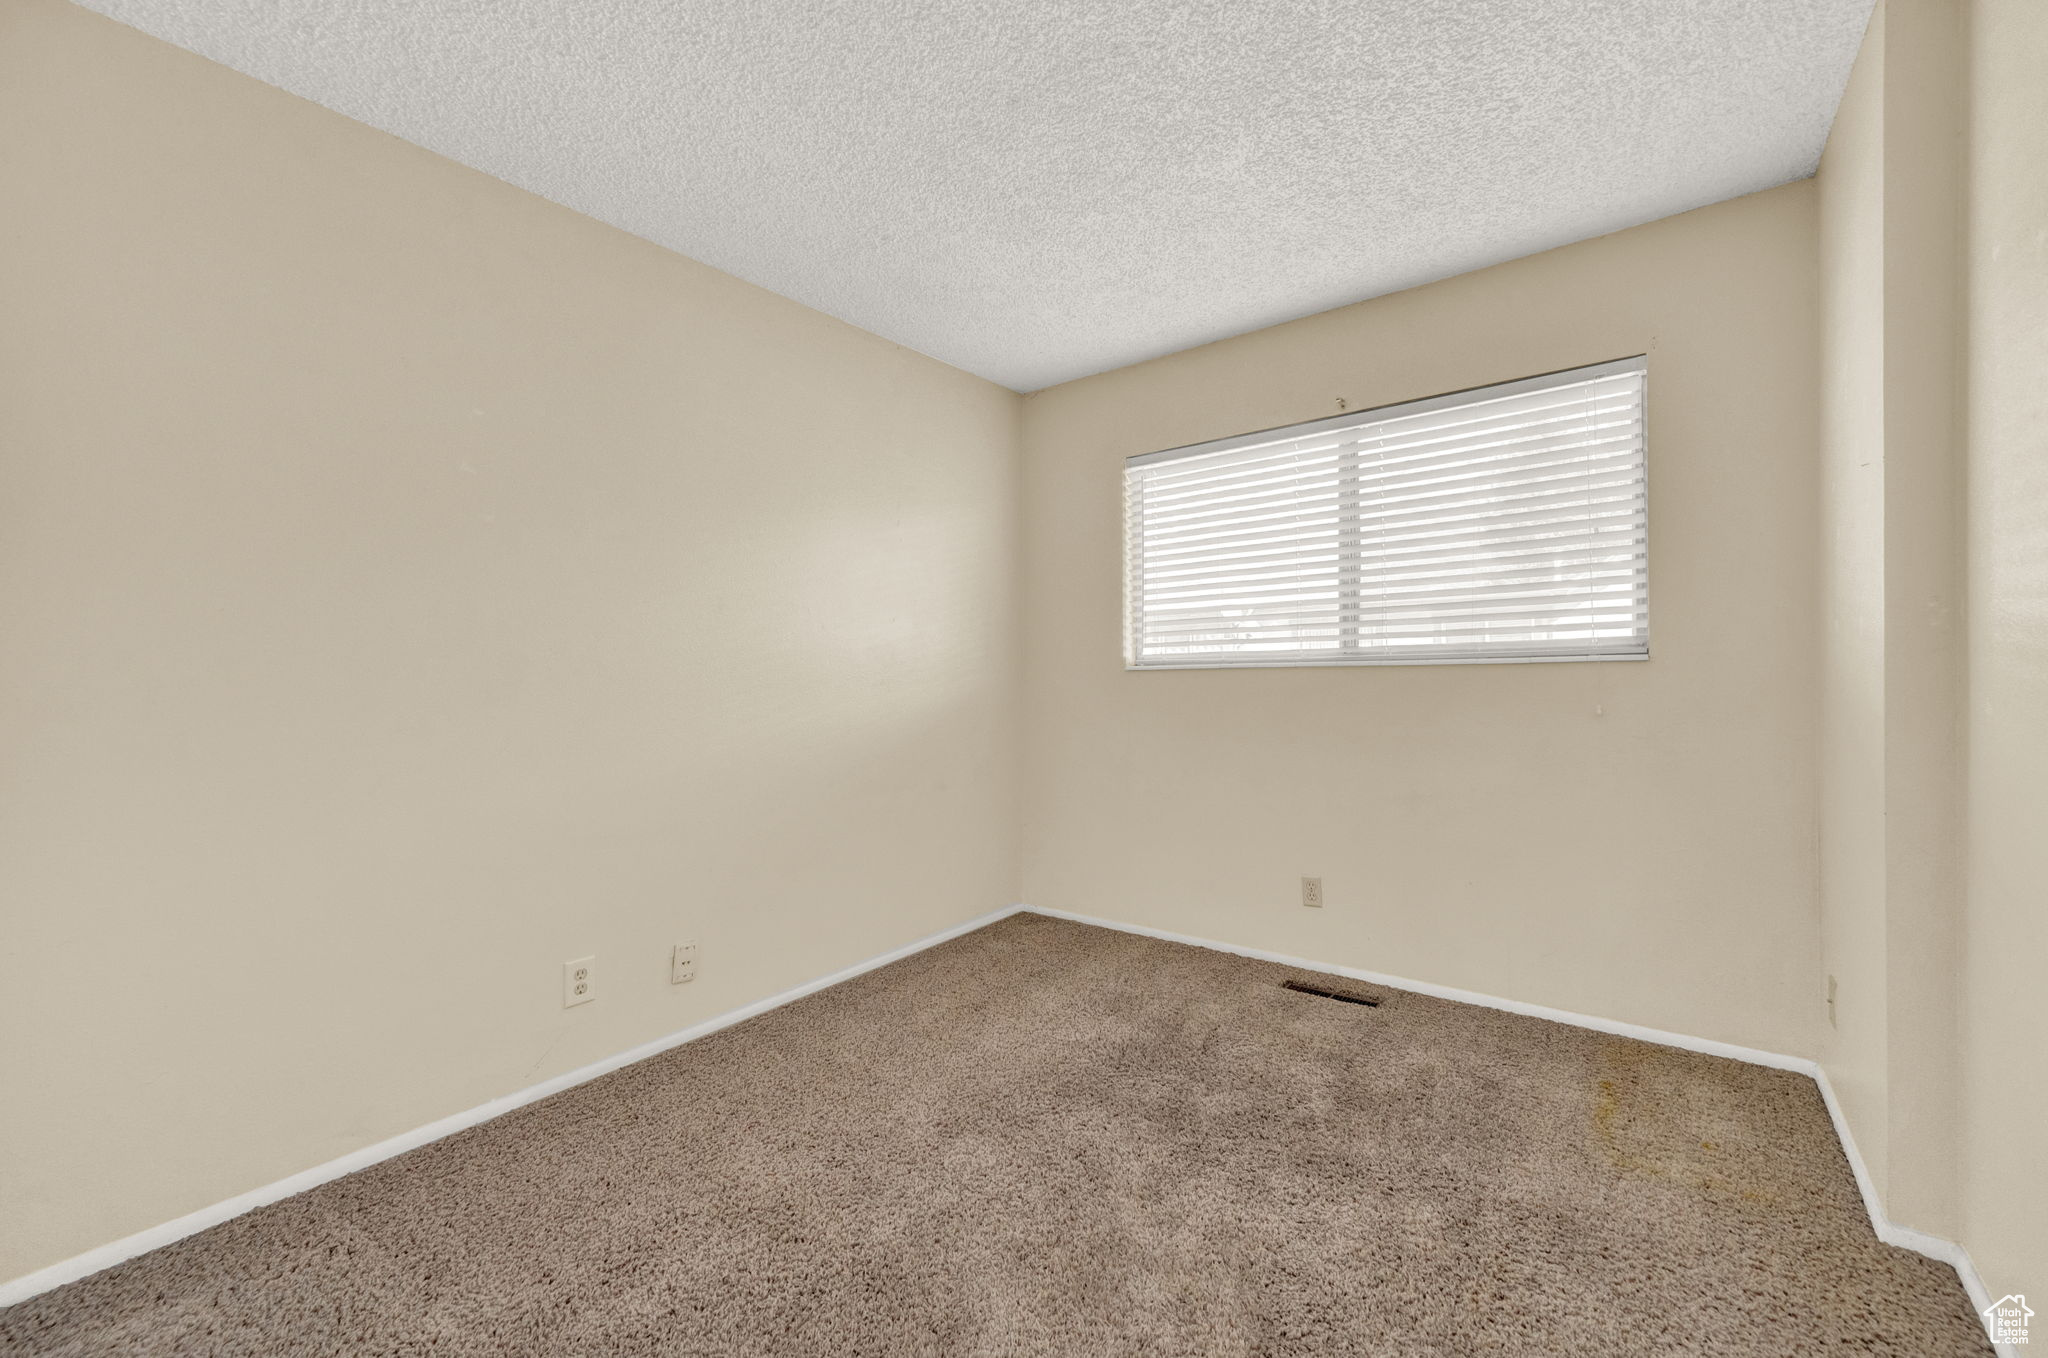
[1124, 357, 1648, 669]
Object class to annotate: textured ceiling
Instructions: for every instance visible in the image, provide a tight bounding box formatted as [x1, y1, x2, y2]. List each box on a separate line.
[81, 0, 1874, 391]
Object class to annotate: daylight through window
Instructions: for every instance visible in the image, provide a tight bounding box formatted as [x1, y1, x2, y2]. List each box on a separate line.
[1123, 357, 1649, 668]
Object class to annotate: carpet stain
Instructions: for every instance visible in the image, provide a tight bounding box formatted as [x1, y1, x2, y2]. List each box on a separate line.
[1591, 1043, 1782, 1210]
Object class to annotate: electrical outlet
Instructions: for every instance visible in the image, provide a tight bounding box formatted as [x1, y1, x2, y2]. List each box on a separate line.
[1301, 876, 1323, 908]
[563, 956, 596, 1008]
[671, 941, 699, 984]
[1827, 974, 1838, 1028]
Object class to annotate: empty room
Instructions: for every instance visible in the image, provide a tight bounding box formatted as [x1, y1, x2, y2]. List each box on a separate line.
[1, 0, 2042, 1352]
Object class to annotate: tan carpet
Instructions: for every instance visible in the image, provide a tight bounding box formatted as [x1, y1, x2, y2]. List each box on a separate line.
[0, 913, 1992, 1356]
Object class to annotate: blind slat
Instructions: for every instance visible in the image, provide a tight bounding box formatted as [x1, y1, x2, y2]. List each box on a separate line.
[1132, 371, 1643, 482]
[1141, 442, 1641, 538]
[1137, 537, 1635, 588]
[1125, 358, 1648, 668]
[1139, 600, 1646, 638]
[1144, 573, 1644, 614]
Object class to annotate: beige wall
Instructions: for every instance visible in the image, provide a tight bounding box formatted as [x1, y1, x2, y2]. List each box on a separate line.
[1873, 0, 1967, 1242]
[1963, 0, 2048, 1305]
[1816, 0, 1893, 1209]
[0, 0, 1019, 1283]
[1020, 185, 1824, 1058]
[1819, 0, 2046, 1300]
[7, 0, 2041, 1314]
[1815, 0, 1971, 1247]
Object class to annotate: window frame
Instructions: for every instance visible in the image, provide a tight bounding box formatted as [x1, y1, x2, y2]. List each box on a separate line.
[1122, 356, 1650, 671]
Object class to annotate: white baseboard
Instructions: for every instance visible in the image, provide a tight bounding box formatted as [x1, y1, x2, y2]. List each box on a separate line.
[1020, 905, 2009, 1355]
[1022, 905, 1817, 1070]
[1803, 1059, 2001, 1337]
[0, 904, 1027, 1309]
[4, 900, 2008, 1355]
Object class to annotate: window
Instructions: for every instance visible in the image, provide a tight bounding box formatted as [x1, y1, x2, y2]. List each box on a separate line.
[1123, 356, 1648, 669]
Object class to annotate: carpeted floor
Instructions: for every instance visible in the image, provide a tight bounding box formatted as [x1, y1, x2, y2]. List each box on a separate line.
[0, 913, 1993, 1356]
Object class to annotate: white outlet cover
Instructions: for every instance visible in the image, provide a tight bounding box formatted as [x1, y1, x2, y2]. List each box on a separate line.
[671, 942, 699, 985]
[563, 956, 596, 1008]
